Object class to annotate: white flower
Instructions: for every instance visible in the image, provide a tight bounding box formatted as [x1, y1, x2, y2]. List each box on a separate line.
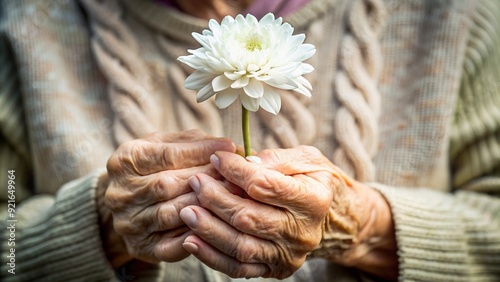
[178, 13, 316, 115]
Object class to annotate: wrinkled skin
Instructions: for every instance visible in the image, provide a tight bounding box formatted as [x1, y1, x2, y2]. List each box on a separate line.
[179, 146, 354, 279]
[102, 132, 396, 279]
[104, 130, 236, 264]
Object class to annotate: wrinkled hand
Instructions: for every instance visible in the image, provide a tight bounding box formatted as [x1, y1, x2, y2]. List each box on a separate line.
[104, 130, 235, 266]
[179, 146, 362, 279]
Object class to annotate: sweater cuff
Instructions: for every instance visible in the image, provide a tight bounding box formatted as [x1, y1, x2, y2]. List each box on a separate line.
[371, 183, 469, 281]
[1, 170, 117, 281]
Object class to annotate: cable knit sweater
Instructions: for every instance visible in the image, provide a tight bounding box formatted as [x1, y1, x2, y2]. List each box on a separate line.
[1, 0, 500, 281]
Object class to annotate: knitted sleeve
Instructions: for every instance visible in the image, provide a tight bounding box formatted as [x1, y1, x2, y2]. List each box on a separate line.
[374, 0, 500, 280]
[0, 170, 120, 281]
[0, 5, 116, 281]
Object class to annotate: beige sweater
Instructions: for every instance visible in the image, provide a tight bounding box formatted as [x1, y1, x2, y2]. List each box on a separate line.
[1, 0, 499, 281]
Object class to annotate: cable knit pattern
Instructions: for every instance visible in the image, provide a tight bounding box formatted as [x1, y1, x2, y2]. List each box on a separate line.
[80, 0, 165, 145]
[84, 0, 322, 148]
[332, 0, 385, 182]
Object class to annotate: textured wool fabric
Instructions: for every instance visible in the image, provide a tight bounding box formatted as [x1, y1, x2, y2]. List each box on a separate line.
[0, 0, 499, 281]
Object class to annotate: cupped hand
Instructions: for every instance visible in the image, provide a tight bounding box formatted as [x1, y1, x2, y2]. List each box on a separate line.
[179, 145, 364, 279]
[103, 130, 235, 266]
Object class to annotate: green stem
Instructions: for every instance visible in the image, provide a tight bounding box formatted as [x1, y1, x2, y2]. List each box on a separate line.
[242, 106, 252, 157]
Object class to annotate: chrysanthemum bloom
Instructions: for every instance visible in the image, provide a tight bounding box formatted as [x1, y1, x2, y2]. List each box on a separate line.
[178, 13, 316, 115]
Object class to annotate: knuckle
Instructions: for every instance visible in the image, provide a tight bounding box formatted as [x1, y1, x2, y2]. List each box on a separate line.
[104, 185, 127, 212]
[150, 176, 168, 201]
[162, 145, 180, 169]
[108, 139, 145, 175]
[155, 204, 174, 231]
[231, 207, 255, 232]
[233, 237, 256, 262]
[259, 148, 281, 163]
[263, 174, 292, 198]
[244, 173, 268, 198]
[298, 145, 321, 155]
[113, 217, 140, 235]
[106, 154, 121, 175]
[129, 142, 146, 171]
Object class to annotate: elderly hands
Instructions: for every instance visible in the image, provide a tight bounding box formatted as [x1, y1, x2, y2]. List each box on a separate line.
[102, 130, 397, 279]
[179, 146, 398, 280]
[103, 130, 235, 265]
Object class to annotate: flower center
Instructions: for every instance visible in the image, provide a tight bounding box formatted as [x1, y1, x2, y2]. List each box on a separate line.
[243, 34, 263, 52]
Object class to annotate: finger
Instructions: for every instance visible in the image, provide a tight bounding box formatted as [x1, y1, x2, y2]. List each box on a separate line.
[105, 164, 218, 211]
[153, 229, 194, 262]
[108, 138, 236, 176]
[144, 129, 209, 143]
[134, 164, 220, 205]
[182, 235, 269, 279]
[113, 192, 199, 235]
[147, 192, 200, 233]
[220, 179, 247, 197]
[180, 206, 277, 263]
[210, 152, 300, 206]
[188, 174, 285, 240]
[122, 225, 191, 264]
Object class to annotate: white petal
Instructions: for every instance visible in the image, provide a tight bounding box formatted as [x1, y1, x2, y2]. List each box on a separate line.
[243, 79, 264, 98]
[212, 75, 233, 92]
[287, 34, 305, 47]
[184, 71, 215, 90]
[219, 57, 235, 70]
[296, 75, 313, 90]
[292, 83, 312, 97]
[235, 14, 246, 25]
[178, 11, 317, 106]
[300, 63, 315, 74]
[265, 75, 297, 89]
[267, 62, 302, 76]
[259, 13, 276, 25]
[231, 76, 250, 88]
[299, 44, 317, 60]
[221, 15, 234, 26]
[260, 85, 281, 115]
[192, 32, 211, 50]
[247, 64, 259, 72]
[240, 93, 260, 112]
[225, 71, 243, 80]
[177, 55, 206, 70]
[196, 83, 216, 102]
[245, 14, 258, 25]
[214, 89, 239, 109]
[208, 19, 221, 37]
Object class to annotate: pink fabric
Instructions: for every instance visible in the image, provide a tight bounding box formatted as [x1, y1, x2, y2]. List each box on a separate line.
[245, 0, 310, 18]
[155, 0, 310, 18]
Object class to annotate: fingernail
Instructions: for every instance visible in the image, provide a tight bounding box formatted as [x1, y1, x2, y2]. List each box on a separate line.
[182, 242, 199, 254]
[180, 208, 198, 227]
[188, 176, 201, 194]
[210, 154, 220, 170]
[246, 156, 262, 164]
